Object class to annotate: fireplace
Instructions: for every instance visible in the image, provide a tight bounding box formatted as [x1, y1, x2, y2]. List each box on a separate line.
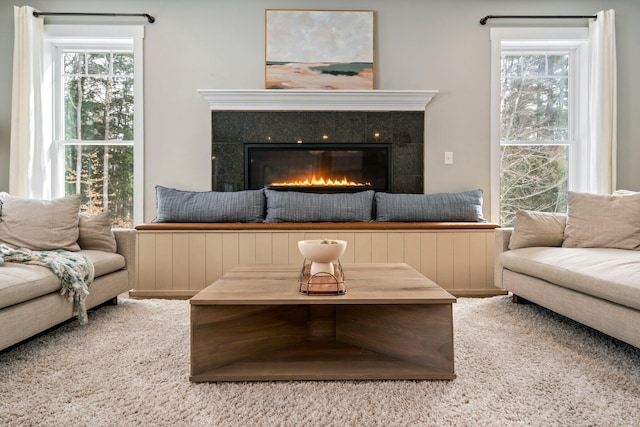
[245, 143, 391, 192]
[199, 90, 437, 194]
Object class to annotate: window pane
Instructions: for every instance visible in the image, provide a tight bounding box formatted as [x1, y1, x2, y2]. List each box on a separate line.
[113, 53, 134, 76]
[87, 52, 110, 74]
[501, 55, 522, 77]
[500, 145, 568, 227]
[110, 77, 135, 139]
[501, 76, 568, 141]
[65, 144, 134, 228]
[501, 53, 570, 142]
[64, 75, 135, 140]
[521, 55, 546, 76]
[64, 52, 85, 74]
[548, 55, 569, 76]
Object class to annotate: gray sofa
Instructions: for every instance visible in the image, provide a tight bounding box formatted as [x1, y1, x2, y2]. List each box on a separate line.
[495, 195, 640, 349]
[0, 194, 136, 351]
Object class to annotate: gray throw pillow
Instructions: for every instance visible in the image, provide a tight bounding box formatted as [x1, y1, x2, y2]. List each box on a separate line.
[0, 194, 81, 251]
[78, 212, 117, 252]
[375, 189, 486, 222]
[153, 186, 265, 223]
[264, 189, 375, 223]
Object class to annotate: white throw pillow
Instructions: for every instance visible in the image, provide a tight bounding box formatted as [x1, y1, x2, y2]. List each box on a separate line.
[0, 194, 81, 251]
[508, 210, 567, 249]
[562, 191, 640, 250]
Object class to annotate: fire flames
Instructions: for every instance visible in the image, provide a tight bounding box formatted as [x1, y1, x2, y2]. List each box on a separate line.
[271, 175, 371, 187]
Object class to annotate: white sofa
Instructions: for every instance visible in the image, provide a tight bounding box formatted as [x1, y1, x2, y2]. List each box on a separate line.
[0, 194, 136, 351]
[495, 193, 640, 349]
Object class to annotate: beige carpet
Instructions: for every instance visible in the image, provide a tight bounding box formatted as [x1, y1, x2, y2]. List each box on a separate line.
[1, 296, 639, 426]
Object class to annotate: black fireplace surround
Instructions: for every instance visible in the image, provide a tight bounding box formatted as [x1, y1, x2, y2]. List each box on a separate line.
[211, 111, 424, 193]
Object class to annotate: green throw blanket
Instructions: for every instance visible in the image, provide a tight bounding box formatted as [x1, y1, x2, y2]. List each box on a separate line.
[0, 244, 95, 324]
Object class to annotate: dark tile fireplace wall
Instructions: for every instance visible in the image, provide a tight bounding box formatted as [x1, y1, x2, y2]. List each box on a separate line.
[211, 111, 424, 193]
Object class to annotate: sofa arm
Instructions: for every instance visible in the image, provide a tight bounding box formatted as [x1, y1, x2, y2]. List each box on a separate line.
[494, 228, 512, 289]
[495, 228, 512, 253]
[113, 228, 136, 291]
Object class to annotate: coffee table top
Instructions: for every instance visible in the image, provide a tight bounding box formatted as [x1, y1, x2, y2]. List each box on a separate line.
[190, 263, 456, 305]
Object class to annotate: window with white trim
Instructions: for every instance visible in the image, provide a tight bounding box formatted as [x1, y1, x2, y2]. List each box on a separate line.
[45, 25, 144, 227]
[490, 28, 588, 226]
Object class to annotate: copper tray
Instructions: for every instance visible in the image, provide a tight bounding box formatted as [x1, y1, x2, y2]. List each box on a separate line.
[298, 260, 346, 295]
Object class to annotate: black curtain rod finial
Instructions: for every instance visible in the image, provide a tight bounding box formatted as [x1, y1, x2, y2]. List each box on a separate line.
[33, 11, 156, 24]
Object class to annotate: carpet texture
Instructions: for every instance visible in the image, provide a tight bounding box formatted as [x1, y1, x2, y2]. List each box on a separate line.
[1, 296, 639, 426]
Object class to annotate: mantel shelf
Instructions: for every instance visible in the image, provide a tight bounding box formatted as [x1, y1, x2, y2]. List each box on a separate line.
[197, 89, 438, 111]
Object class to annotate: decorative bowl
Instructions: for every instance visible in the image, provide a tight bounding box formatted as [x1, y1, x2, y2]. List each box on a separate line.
[298, 239, 347, 276]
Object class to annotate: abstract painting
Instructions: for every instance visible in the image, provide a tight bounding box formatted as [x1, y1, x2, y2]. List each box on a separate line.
[265, 9, 375, 90]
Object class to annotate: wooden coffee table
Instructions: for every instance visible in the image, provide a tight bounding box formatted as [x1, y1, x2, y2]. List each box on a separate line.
[190, 263, 456, 382]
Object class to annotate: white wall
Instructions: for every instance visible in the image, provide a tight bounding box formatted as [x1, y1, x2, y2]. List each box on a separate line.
[1, 0, 639, 223]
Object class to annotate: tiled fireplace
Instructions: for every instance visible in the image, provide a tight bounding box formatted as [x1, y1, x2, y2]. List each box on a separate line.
[199, 90, 437, 193]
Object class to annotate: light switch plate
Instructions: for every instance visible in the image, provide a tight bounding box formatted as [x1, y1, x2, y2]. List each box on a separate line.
[444, 152, 453, 165]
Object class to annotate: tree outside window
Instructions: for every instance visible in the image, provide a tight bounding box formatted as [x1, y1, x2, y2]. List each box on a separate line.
[62, 50, 134, 228]
[499, 52, 570, 226]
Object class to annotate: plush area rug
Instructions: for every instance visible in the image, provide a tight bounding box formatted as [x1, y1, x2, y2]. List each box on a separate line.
[1, 296, 639, 426]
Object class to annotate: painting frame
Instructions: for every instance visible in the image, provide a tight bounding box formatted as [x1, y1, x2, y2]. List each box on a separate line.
[265, 9, 375, 90]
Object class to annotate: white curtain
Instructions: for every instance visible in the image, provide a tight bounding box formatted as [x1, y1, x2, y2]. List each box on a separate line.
[588, 9, 617, 194]
[10, 6, 50, 199]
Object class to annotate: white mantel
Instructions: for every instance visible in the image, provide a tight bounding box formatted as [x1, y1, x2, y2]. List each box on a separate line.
[197, 89, 437, 111]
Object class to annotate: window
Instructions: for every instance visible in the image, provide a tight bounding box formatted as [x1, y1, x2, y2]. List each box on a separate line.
[490, 28, 588, 226]
[45, 26, 144, 227]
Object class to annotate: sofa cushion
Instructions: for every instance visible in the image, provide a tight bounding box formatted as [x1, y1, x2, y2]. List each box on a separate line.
[83, 250, 126, 277]
[153, 186, 265, 223]
[562, 191, 640, 250]
[264, 189, 374, 223]
[78, 212, 117, 252]
[374, 189, 486, 222]
[508, 210, 567, 249]
[0, 263, 63, 310]
[499, 247, 640, 311]
[0, 194, 81, 251]
[0, 250, 125, 310]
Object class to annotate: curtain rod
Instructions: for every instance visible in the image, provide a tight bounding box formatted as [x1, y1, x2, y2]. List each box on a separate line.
[480, 15, 596, 25]
[32, 11, 155, 24]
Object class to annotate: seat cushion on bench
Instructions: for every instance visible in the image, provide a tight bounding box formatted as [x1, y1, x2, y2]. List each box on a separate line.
[499, 247, 640, 311]
[0, 251, 125, 310]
